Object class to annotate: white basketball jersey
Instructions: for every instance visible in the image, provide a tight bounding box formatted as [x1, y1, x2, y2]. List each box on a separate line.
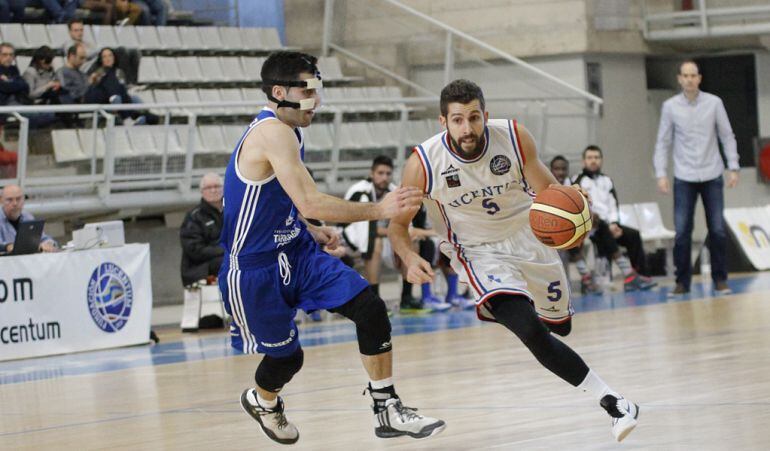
[415, 119, 534, 247]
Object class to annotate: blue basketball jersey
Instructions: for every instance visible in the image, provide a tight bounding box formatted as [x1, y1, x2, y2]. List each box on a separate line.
[221, 107, 310, 269]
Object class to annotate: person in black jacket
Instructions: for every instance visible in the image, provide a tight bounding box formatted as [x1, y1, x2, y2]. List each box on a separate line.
[180, 173, 224, 287]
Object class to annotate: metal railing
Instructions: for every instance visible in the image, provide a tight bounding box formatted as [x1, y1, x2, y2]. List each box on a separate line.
[642, 0, 770, 40]
[0, 94, 573, 218]
[319, 0, 602, 159]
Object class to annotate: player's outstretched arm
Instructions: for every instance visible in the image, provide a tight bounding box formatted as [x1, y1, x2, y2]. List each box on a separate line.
[518, 122, 559, 194]
[388, 152, 434, 284]
[251, 122, 422, 223]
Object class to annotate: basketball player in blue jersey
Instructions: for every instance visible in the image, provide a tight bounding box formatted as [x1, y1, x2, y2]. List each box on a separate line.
[218, 51, 445, 445]
[388, 79, 640, 442]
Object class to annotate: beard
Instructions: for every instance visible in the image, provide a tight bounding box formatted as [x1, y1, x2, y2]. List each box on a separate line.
[448, 130, 485, 156]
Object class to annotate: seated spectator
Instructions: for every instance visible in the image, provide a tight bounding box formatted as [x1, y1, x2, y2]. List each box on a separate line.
[180, 173, 224, 287]
[0, 42, 30, 107]
[573, 145, 656, 292]
[56, 43, 91, 103]
[342, 155, 396, 299]
[114, 0, 142, 25]
[0, 0, 25, 23]
[63, 18, 140, 83]
[79, 0, 114, 25]
[1, 184, 58, 253]
[29, 0, 77, 23]
[135, 0, 166, 25]
[0, 43, 56, 128]
[22, 46, 64, 105]
[86, 47, 156, 124]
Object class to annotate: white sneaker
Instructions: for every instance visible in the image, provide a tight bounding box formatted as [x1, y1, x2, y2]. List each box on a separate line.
[600, 394, 639, 442]
[374, 397, 446, 439]
[240, 389, 299, 445]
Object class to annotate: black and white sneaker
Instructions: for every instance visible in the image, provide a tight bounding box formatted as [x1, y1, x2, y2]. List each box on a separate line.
[240, 389, 299, 445]
[600, 394, 639, 442]
[373, 397, 446, 439]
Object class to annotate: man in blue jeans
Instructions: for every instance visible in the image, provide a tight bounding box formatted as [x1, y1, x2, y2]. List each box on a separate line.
[653, 60, 740, 297]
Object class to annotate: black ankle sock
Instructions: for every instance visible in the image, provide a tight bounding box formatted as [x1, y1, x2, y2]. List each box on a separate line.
[401, 280, 412, 300]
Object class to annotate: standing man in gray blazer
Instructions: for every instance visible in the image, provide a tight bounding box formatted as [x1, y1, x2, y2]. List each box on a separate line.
[653, 60, 739, 297]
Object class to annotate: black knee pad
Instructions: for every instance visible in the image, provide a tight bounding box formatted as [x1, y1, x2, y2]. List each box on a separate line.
[330, 288, 392, 356]
[255, 348, 304, 392]
[546, 319, 572, 337]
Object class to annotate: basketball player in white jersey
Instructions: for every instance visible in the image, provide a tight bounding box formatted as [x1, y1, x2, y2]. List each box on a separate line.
[388, 79, 640, 442]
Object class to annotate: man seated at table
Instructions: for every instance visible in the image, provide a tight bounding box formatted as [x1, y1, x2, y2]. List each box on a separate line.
[179, 173, 224, 287]
[0, 184, 58, 253]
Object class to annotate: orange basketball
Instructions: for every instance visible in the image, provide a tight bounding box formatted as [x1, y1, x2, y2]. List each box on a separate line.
[529, 185, 592, 250]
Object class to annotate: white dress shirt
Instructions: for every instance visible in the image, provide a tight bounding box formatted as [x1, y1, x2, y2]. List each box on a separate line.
[653, 91, 739, 182]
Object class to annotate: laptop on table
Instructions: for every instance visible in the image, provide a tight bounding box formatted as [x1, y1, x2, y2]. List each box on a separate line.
[1, 220, 45, 256]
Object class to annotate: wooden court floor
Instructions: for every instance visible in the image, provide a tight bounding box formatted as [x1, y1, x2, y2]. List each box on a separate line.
[2, 277, 770, 450]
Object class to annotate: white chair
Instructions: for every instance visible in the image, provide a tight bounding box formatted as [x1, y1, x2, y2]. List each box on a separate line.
[22, 24, 50, 49]
[46, 24, 69, 49]
[634, 202, 675, 241]
[77, 128, 106, 159]
[222, 125, 245, 149]
[304, 123, 334, 151]
[218, 26, 243, 50]
[135, 26, 163, 50]
[177, 26, 205, 50]
[113, 25, 140, 48]
[198, 89, 224, 115]
[198, 56, 225, 81]
[634, 202, 676, 277]
[318, 56, 343, 80]
[150, 125, 186, 155]
[242, 88, 266, 106]
[220, 88, 250, 114]
[218, 56, 245, 81]
[156, 26, 183, 50]
[91, 25, 118, 49]
[128, 126, 160, 156]
[51, 129, 85, 162]
[180, 283, 227, 332]
[151, 89, 180, 115]
[198, 125, 228, 153]
[137, 56, 161, 83]
[177, 57, 204, 82]
[256, 27, 282, 49]
[155, 56, 183, 82]
[197, 27, 224, 50]
[175, 88, 202, 115]
[109, 126, 134, 157]
[240, 56, 264, 80]
[619, 204, 640, 230]
[0, 24, 27, 48]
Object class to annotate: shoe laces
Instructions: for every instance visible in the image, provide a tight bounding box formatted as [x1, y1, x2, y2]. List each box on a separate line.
[257, 397, 290, 429]
[392, 399, 422, 422]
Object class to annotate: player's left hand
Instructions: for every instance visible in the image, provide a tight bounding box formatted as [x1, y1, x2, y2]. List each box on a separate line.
[309, 226, 340, 250]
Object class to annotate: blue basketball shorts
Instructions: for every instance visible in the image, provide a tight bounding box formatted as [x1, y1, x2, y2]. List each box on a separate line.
[218, 236, 369, 357]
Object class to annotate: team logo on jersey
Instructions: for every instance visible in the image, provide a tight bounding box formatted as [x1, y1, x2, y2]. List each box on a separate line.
[87, 262, 133, 333]
[441, 165, 462, 187]
[490, 155, 512, 175]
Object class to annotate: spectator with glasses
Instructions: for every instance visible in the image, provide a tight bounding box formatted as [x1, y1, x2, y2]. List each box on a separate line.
[180, 172, 225, 287]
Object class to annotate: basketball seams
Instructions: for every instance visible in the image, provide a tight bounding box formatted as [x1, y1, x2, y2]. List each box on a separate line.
[529, 186, 591, 249]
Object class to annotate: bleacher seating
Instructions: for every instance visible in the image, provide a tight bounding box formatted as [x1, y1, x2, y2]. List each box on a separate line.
[51, 120, 439, 164]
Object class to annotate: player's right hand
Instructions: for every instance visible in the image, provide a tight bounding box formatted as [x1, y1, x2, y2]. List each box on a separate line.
[378, 186, 423, 219]
[404, 254, 434, 284]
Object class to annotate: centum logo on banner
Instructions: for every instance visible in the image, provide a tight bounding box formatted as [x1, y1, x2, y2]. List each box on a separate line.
[738, 222, 770, 248]
[87, 262, 134, 332]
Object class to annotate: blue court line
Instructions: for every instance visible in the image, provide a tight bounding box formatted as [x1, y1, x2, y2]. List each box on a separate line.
[1, 273, 769, 386]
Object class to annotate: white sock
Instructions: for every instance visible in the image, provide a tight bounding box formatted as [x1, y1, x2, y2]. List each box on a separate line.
[255, 390, 278, 409]
[370, 377, 393, 390]
[577, 369, 619, 400]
